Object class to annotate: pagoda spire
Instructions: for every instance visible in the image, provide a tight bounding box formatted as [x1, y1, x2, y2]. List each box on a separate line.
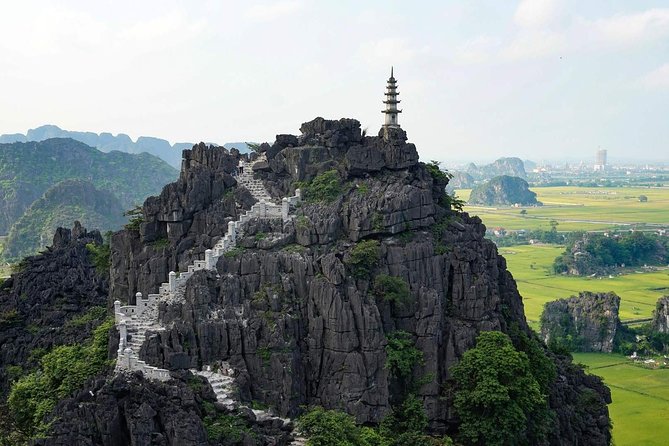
[382, 67, 401, 128]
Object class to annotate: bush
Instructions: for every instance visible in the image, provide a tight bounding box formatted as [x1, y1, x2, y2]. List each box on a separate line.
[300, 170, 345, 203]
[374, 275, 410, 305]
[85, 242, 110, 273]
[64, 306, 108, 329]
[450, 331, 549, 446]
[297, 406, 361, 446]
[7, 318, 114, 437]
[346, 239, 380, 279]
[385, 331, 424, 381]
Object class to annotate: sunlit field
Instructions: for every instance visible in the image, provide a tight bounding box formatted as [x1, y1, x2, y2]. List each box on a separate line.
[574, 353, 669, 446]
[499, 244, 669, 330]
[457, 186, 669, 232]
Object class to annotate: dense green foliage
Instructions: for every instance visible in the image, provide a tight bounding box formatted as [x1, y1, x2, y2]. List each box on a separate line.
[0, 138, 177, 236]
[385, 331, 424, 381]
[201, 399, 255, 444]
[553, 231, 668, 275]
[123, 205, 145, 231]
[374, 274, 410, 305]
[2, 180, 126, 261]
[451, 331, 550, 446]
[86, 240, 111, 274]
[297, 406, 452, 446]
[297, 407, 363, 446]
[346, 239, 380, 278]
[6, 318, 114, 438]
[298, 170, 345, 203]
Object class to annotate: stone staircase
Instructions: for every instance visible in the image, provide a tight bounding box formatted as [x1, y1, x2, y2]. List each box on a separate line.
[113, 153, 305, 440]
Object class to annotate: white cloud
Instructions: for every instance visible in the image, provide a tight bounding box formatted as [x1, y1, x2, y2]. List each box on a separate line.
[358, 38, 426, 68]
[501, 30, 565, 61]
[245, 1, 303, 22]
[455, 35, 501, 64]
[590, 8, 669, 46]
[514, 0, 562, 28]
[640, 63, 669, 90]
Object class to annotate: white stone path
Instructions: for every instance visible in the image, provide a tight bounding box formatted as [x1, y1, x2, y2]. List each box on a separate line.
[113, 154, 302, 422]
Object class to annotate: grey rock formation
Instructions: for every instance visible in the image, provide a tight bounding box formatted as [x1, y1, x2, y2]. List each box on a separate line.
[0, 222, 109, 395]
[107, 117, 610, 444]
[652, 296, 669, 333]
[466, 157, 527, 180]
[541, 291, 621, 352]
[469, 175, 539, 206]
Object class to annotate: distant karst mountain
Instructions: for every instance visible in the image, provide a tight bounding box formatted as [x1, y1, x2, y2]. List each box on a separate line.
[469, 175, 539, 206]
[466, 156, 527, 180]
[0, 125, 253, 168]
[1, 179, 126, 261]
[0, 138, 178, 258]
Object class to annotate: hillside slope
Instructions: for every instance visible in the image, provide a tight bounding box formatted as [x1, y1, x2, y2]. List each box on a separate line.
[0, 138, 178, 236]
[1, 179, 126, 261]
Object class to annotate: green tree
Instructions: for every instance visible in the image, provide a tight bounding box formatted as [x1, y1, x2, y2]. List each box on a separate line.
[451, 331, 548, 446]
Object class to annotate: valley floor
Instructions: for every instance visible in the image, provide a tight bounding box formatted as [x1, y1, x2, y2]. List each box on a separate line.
[573, 353, 669, 446]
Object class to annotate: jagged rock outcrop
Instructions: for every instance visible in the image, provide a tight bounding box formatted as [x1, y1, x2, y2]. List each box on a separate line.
[469, 175, 539, 206]
[541, 292, 621, 352]
[36, 371, 294, 446]
[652, 296, 669, 333]
[105, 117, 610, 444]
[0, 222, 109, 395]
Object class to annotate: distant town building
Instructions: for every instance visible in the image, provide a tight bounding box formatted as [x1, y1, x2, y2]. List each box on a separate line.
[594, 149, 607, 171]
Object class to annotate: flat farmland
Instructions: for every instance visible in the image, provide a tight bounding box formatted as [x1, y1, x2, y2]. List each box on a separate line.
[573, 353, 669, 446]
[499, 244, 669, 330]
[456, 186, 669, 231]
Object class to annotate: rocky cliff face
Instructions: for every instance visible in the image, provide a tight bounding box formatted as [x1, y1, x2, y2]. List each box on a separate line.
[652, 296, 669, 333]
[469, 175, 539, 206]
[541, 292, 620, 353]
[0, 222, 109, 396]
[106, 118, 610, 444]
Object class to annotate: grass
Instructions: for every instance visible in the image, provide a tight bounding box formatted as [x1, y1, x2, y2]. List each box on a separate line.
[457, 186, 669, 231]
[574, 353, 669, 446]
[500, 244, 669, 330]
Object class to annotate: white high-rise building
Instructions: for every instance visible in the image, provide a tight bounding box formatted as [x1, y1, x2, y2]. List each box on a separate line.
[594, 149, 607, 171]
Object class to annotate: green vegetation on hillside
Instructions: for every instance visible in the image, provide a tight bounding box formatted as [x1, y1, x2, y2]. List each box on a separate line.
[0, 138, 177, 240]
[2, 180, 125, 261]
[553, 231, 668, 276]
[451, 331, 553, 446]
[5, 317, 114, 441]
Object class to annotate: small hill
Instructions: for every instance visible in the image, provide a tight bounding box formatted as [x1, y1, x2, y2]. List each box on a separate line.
[1, 179, 126, 261]
[446, 171, 474, 190]
[0, 138, 178, 235]
[468, 175, 538, 206]
[541, 292, 621, 352]
[466, 157, 527, 180]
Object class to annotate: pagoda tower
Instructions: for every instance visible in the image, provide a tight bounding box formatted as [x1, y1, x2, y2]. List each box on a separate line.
[382, 67, 402, 128]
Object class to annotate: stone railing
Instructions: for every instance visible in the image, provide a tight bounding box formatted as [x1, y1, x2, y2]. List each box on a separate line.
[113, 156, 302, 382]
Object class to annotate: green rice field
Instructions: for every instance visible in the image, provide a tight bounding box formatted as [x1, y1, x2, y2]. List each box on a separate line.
[459, 185, 669, 445]
[457, 186, 669, 232]
[499, 244, 669, 330]
[573, 353, 669, 446]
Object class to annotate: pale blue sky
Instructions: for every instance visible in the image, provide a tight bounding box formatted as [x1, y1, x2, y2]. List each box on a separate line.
[1, 0, 667, 163]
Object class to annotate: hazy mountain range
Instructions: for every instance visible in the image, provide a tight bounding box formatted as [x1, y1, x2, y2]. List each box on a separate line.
[0, 125, 252, 169]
